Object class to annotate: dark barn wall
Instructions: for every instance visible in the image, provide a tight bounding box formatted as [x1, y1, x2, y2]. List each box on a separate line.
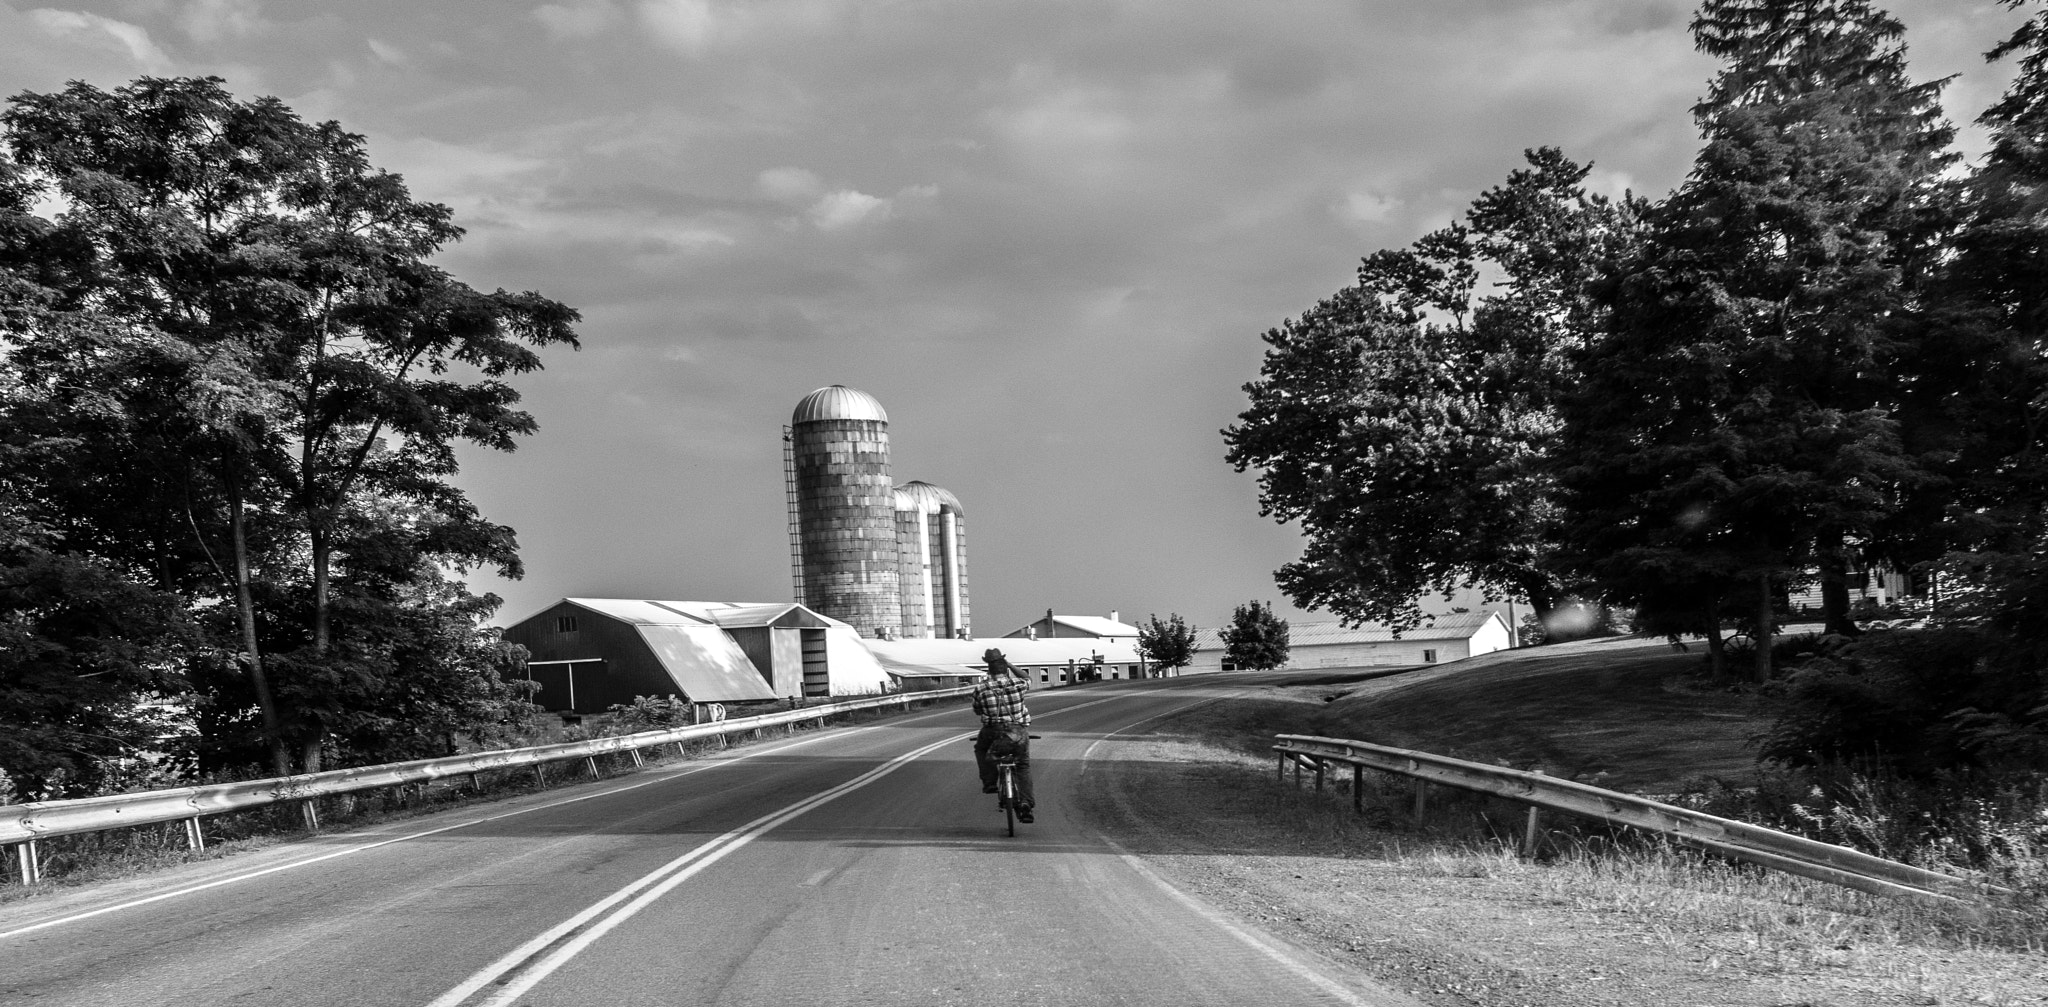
[728, 626, 807, 697]
[502, 602, 691, 713]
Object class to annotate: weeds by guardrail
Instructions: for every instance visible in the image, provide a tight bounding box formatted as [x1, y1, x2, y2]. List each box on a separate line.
[3, 687, 973, 885]
[1273, 734, 2010, 904]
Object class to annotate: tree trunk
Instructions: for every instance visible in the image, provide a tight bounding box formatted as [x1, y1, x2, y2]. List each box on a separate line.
[1754, 572, 1775, 682]
[300, 735, 324, 775]
[230, 481, 291, 777]
[1523, 581, 1558, 645]
[1817, 547, 1860, 637]
[1703, 606, 1726, 685]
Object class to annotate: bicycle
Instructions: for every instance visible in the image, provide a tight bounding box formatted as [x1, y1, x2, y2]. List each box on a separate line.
[993, 733, 1041, 836]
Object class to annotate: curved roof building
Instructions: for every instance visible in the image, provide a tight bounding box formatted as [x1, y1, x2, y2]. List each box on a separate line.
[791, 384, 889, 425]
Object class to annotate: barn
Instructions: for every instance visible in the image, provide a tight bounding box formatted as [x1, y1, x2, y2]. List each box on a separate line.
[500, 599, 893, 714]
[1186, 610, 1513, 672]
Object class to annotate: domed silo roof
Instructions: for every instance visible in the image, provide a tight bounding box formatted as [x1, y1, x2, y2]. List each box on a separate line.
[792, 385, 888, 425]
[893, 480, 964, 515]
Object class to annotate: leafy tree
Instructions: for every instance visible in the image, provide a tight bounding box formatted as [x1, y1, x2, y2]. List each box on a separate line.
[0, 77, 578, 776]
[1226, 148, 1637, 631]
[1221, 600, 1291, 671]
[1137, 613, 1198, 674]
[1560, 0, 1956, 677]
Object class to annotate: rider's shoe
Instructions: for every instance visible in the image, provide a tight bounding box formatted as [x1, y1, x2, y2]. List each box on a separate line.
[982, 785, 998, 794]
[1016, 808, 1035, 823]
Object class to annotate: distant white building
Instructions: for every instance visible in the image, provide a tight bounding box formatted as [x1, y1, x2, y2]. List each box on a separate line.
[1004, 610, 1140, 641]
[867, 635, 1156, 689]
[1187, 610, 1513, 672]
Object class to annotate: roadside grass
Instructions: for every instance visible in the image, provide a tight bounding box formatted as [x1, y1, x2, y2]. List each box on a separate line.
[1304, 637, 1773, 793]
[0, 700, 954, 904]
[1089, 720, 2048, 1006]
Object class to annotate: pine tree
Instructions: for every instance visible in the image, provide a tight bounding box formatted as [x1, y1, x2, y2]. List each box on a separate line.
[1563, 0, 1956, 676]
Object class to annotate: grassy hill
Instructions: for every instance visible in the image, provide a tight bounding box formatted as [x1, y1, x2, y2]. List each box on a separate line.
[1278, 635, 1781, 794]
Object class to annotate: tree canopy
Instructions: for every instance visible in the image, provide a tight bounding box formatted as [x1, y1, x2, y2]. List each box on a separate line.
[0, 76, 576, 793]
[1226, 147, 1638, 630]
[1221, 600, 1291, 671]
[1137, 613, 1199, 673]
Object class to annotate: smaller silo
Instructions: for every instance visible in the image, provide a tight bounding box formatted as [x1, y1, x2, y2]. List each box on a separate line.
[893, 480, 969, 639]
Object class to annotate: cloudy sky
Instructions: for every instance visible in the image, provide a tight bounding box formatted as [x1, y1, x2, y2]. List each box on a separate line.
[0, 0, 2026, 635]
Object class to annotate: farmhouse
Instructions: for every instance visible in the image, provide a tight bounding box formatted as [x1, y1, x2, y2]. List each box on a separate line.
[1187, 609, 1513, 672]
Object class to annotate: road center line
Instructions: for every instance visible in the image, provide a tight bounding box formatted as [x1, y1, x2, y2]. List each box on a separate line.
[426, 732, 971, 1007]
[0, 685, 1141, 947]
[0, 714, 939, 942]
[424, 689, 1135, 1006]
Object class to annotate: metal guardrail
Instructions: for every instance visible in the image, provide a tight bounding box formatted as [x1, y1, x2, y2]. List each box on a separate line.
[1274, 734, 2010, 904]
[3, 686, 974, 884]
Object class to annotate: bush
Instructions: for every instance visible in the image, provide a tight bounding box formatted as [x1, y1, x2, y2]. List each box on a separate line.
[1756, 627, 2048, 775]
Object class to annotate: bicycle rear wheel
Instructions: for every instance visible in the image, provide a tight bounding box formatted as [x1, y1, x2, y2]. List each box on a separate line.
[999, 764, 1015, 837]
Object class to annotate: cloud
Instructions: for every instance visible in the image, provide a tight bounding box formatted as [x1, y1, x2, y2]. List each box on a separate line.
[1337, 190, 1400, 225]
[636, 0, 715, 54]
[634, 0, 842, 56]
[25, 9, 171, 71]
[533, 0, 623, 39]
[365, 38, 406, 66]
[756, 166, 822, 203]
[806, 188, 888, 230]
[178, 0, 262, 43]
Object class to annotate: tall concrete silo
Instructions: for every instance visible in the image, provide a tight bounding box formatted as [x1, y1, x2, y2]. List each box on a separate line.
[893, 481, 970, 639]
[787, 386, 901, 635]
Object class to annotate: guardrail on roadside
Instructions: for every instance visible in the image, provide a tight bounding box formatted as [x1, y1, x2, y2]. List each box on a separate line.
[1273, 734, 2009, 904]
[2, 686, 974, 885]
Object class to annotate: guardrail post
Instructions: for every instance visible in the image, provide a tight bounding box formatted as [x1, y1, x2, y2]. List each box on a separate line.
[1291, 757, 1301, 788]
[1276, 754, 1285, 784]
[673, 741, 688, 758]
[1352, 765, 1364, 813]
[1521, 805, 1542, 858]
[13, 841, 38, 884]
[584, 756, 601, 779]
[184, 817, 205, 851]
[300, 800, 319, 831]
[469, 772, 483, 793]
[533, 764, 547, 787]
[1313, 758, 1326, 792]
[1412, 779, 1428, 818]
[629, 748, 645, 768]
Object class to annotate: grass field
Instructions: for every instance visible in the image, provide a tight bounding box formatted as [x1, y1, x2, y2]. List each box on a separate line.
[1078, 637, 2048, 1006]
[1307, 635, 1776, 793]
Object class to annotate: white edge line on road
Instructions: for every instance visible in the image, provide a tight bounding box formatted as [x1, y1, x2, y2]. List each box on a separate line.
[431, 689, 1138, 1007]
[432, 733, 971, 1007]
[1078, 694, 1379, 1007]
[0, 712, 949, 943]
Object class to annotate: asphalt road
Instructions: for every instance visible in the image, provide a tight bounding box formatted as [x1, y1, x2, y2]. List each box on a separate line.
[0, 678, 1417, 1006]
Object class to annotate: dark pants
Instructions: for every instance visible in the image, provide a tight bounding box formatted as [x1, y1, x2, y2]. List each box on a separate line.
[974, 722, 1034, 810]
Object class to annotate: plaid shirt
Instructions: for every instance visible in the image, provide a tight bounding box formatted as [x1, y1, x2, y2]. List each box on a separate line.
[972, 671, 1031, 726]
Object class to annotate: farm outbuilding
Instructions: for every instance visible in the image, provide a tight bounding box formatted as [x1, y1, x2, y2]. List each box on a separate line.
[500, 598, 892, 714]
[1187, 609, 1513, 672]
[1003, 610, 1139, 641]
[866, 635, 1156, 690]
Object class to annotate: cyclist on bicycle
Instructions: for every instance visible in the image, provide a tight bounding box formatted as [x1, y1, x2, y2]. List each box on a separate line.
[971, 647, 1034, 823]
